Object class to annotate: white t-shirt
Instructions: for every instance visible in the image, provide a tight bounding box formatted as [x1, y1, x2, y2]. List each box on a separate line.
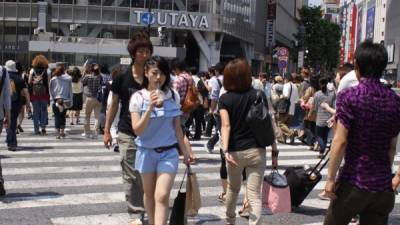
[337, 70, 359, 93]
[129, 89, 180, 113]
[283, 82, 299, 115]
[209, 75, 223, 101]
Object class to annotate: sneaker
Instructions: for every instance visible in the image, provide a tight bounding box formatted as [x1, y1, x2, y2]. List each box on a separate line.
[0, 182, 5, 196]
[204, 143, 213, 154]
[81, 133, 91, 138]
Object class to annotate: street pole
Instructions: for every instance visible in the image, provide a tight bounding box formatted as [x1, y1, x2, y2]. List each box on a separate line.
[147, 0, 154, 37]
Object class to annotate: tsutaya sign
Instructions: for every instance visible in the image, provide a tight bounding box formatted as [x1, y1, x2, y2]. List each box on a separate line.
[131, 10, 211, 30]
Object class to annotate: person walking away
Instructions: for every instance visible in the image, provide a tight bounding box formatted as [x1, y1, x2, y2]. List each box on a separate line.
[103, 31, 153, 225]
[15, 62, 29, 134]
[323, 41, 400, 225]
[204, 62, 224, 153]
[192, 71, 209, 140]
[28, 55, 50, 135]
[130, 56, 193, 225]
[81, 61, 102, 139]
[313, 76, 335, 158]
[277, 73, 299, 144]
[299, 75, 319, 149]
[49, 64, 73, 139]
[69, 67, 83, 125]
[106, 67, 122, 152]
[0, 65, 11, 196]
[171, 59, 197, 160]
[219, 58, 277, 225]
[5, 60, 31, 151]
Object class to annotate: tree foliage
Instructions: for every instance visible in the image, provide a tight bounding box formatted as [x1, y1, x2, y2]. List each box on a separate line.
[297, 6, 341, 71]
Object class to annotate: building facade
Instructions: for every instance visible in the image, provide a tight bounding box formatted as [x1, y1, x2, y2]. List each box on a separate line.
[321, 0, 340, 24]
[1, 0, 266, 72]
[385, 0, 399, 87]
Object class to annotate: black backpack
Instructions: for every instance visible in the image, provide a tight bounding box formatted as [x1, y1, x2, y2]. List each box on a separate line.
[246, 90, 275, 147]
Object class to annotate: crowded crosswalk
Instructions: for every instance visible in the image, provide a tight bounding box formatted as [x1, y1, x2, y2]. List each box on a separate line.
[1, 118, 399, 225]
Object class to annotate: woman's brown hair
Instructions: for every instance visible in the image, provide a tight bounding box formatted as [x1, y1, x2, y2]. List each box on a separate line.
[31, 54, 49, 68]
[223, 58, 252, 92]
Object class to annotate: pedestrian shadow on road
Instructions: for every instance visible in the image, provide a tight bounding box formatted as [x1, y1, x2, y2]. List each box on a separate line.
[291, 206, 326, 216]
[0, 191, 62, 203]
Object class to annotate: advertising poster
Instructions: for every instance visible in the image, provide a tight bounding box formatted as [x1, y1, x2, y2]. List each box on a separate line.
[356, 6, 363, 46]
[366, 6, 375, 40]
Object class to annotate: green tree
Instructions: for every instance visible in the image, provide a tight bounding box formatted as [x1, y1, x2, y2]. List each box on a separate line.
[296, 6, 341, 71]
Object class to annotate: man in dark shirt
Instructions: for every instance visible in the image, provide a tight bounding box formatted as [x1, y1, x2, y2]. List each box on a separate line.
[5, 60, 31, 151]
[103, 31, 152, 225]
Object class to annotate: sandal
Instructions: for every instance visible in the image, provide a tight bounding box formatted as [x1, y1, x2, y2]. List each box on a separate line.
[129, 218, 143, 225]
[238, 201, 250, 218]
[217, 192, 226, 203]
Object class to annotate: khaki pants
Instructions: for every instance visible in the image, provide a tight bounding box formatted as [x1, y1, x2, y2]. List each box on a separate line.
[324, 182, 395, 225]
[277, 113, 294, 138]
[118, 132, 145, 219]
[226, 148, 266, 225]
[83, 97, 101, 135]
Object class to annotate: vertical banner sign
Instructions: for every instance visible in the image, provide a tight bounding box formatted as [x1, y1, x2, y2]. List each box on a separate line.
[356, 6, 363, 47]
[265, 0, 276, 49]
[348, 4, 357, 63]
[366, 6, 375, 40]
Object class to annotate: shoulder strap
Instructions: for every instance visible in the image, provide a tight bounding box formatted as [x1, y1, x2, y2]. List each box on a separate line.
[217, 77, 222, 88]
[0, 67, 6, 96]
[170, 88, 176, 101]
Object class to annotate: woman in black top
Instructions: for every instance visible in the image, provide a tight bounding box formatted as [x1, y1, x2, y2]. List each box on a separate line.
[219, 58, 278, 225]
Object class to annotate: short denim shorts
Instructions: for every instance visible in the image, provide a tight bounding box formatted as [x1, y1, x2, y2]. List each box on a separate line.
[135, 147, 179, 173]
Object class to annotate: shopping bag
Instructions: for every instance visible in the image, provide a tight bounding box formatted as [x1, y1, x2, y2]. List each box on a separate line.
[262, 170, 291, 214]
[169, 167, 187, 225]
[185, 166, 201, 217]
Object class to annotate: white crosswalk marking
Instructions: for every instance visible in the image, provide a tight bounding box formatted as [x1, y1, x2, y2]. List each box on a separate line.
[0, 120, 399, 225]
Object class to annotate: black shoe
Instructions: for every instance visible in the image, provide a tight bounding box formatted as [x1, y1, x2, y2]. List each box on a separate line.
[41, 128, 46, 135]
[0, 182, 5, 196]
[8, 146, 17, 151]
[17, 125, 24, 133]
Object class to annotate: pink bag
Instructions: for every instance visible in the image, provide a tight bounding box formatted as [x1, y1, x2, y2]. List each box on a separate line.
[262, 171, 291, 214]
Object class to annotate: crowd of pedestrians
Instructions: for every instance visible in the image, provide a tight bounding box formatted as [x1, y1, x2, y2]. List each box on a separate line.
[0, 32, 399, 225]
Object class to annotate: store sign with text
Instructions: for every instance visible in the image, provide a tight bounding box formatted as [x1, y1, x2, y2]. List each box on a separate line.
[131, 9, 211, 30]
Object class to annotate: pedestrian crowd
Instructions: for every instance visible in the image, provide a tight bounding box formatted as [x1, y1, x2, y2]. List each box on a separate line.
[0, 31, 399, 225]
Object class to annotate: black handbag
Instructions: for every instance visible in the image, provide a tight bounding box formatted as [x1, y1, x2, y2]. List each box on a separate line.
[169, 167, 188, 225]
[246, 90, 275, 147]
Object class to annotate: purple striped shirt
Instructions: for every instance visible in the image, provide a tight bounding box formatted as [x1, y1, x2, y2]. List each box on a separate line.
[336, 78, 400, 192]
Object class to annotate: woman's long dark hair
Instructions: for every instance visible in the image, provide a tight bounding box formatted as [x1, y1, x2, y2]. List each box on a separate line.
[143, 56, 171, 92]
[319, 76, 329, 94]
[71, 67, 82, 83]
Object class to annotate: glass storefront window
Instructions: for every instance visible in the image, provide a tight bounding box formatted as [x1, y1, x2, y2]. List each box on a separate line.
[187, 0, 199, 12]
[102, 8, 115, 23]
[159, 0, 172, 10]
[4, 5, 17, 18]
[116, 9, 129, 23]
[17, 5, 31, 18]
[88, 7, 101, 21]
[132, 0, 145, 8]
[59, 5, 73, 20]
[145, 0, 158, 9]
[89, 0, 101, 5]
[199, 0, 211, 13]
[74, 6, 86, 22]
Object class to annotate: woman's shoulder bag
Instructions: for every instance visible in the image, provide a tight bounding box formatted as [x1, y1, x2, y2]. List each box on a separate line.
[246, 90, 275, 147]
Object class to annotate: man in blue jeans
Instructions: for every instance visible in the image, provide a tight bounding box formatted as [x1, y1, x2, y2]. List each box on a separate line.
[5, 60, 31, 151]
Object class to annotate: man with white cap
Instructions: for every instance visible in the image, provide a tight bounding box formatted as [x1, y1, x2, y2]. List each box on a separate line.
[0, 63, 11, 196]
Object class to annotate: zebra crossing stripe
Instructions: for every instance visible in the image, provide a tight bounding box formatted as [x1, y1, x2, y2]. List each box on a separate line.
[2, 165, 121, 175]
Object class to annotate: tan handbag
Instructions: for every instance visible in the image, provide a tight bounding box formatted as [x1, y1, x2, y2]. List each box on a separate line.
[185, 166, 201, 217]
